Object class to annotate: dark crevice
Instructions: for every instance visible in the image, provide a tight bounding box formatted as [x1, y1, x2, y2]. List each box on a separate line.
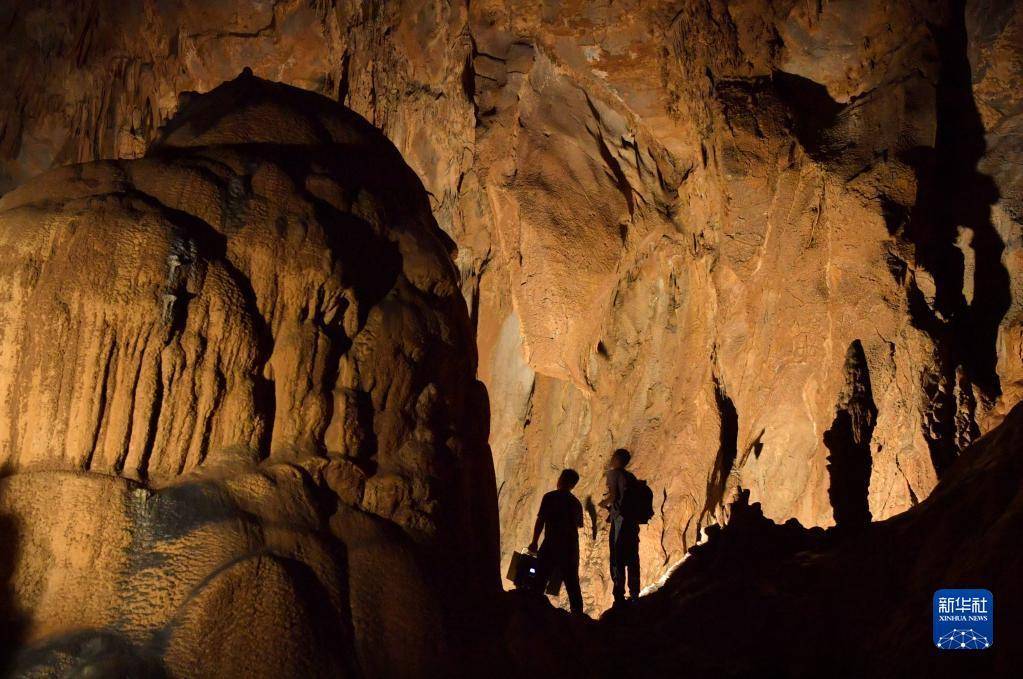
[658, 489, 670, 566]
[680, 513, 695, 554]
[137, 359, 164, 479]
[252, 374, 277, 462]
[115, 353, 147, 474]
[880, 196, 910, 237]
[83, 336, 116, 472]
[337, 51, 351, 105]
[194, 365, 225, 469]
[462, 34, 479, 125]
[468, 272, 481, 338]
[348, 389, 378, 469]
[738, 429, 765, 467]
[583, 94, 636, 216]
[315, 294, 352, 458]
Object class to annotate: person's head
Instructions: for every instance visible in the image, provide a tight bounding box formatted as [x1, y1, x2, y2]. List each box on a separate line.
[557, 468, 580, 491]
[610, 448, 631, 469]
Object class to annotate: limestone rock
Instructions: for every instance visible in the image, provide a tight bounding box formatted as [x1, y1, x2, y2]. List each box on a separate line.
[968, 0, 1023, 423]
[0, 73, 498, 676]
[1, 0, 1021, 614]
[580, 399, 1023, 677]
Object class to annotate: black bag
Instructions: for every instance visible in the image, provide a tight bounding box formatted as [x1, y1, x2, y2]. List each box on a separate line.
[506, 550, 547, 592]
[621, 475, 655, 524]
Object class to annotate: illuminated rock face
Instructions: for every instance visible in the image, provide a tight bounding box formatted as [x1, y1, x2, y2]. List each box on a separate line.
[0, 73, 498, 677]
[2, 0, 1022, 613]
[583, 401, 1023, 678]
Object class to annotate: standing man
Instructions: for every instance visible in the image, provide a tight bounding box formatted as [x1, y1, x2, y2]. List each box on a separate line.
[528, 468, 584, 614]
[601, 448, 640, 605]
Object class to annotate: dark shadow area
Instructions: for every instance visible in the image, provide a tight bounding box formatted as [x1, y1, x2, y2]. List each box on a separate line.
[466, 401, 1023, 677]
[0, 464, 26, 676]
[897, 1, 1010, 476]
[773, 70, 846, 161]
[917, 0, 1009, 396]
[701, 377, 738, 524]
[587, 403, 1023, 678]
[112, 186, 279, 471]
[766, 2, 1009, 488]
[584, 495, 598, 541]
[9, 630, 169, 678]
[277, 556, 360, 678]
[824, 340, 877, 530]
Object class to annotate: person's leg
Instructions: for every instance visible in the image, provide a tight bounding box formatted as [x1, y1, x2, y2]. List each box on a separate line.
[545, 564, 564, 597]
[624, 523, 640, 598]
[563, 557, 583, 614]
[609, 516, 625, 602]
[536, 543, 555, 595]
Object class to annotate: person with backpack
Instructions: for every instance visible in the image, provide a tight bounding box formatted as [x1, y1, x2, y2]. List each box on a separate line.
[600, 448, 653, 606]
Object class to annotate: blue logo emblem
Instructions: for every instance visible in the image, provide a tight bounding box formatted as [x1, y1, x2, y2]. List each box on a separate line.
[934, 589, 993, 650]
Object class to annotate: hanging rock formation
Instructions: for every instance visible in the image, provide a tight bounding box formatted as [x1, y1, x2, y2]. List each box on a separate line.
[0, 72, 498, 677]
[1, 0, 1021, 612]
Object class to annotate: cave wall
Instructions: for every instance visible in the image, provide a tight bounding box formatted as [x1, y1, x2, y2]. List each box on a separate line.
[1, 0, 1021, 612]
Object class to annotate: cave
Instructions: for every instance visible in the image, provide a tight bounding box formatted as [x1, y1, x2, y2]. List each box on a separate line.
[0, 1, 1021, 678]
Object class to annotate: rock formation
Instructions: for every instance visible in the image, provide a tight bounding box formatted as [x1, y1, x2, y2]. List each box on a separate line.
[582, 399, 1023, 678]
[0, 72, 498, 677]
[464, 400, 1023, 678]
[1, 0, 1021, 615]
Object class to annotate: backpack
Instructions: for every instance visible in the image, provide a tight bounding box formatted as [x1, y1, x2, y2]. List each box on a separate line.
[621, 474, 655, 524]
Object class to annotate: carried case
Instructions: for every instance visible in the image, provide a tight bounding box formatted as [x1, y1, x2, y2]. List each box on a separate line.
[506, 550, 547, 592]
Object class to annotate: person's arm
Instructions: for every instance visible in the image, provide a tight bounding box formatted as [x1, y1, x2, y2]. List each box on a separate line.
[574, 499, 584, 528]
[528, 497, 546, 552]
[598, 470, 617, 509]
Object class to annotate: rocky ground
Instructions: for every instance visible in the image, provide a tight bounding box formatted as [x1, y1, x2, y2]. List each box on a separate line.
[481, 400, 1023, 678]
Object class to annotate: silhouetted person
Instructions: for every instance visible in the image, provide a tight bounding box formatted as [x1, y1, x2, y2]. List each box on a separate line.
[601, 448, 640, 605]
[528, 469, 584, 614]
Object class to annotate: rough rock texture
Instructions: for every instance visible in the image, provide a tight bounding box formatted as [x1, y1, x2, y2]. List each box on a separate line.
[470, 400, 1023, 678]
[584, 399, 1023, 678]
[1, 0, 1022, 612]
[0, 72, 498, 677]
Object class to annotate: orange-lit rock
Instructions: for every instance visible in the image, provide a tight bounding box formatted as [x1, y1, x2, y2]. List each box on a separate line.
[0, 73, 497, 676]
[1, 0, 1021, 616]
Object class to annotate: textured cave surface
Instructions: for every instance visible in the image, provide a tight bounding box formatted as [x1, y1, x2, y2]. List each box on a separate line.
[0, 0, 1021, 677]
[0, 71, 498, 678]
[496, 401, 1023, 678]
[3, 0, 1021, 613]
